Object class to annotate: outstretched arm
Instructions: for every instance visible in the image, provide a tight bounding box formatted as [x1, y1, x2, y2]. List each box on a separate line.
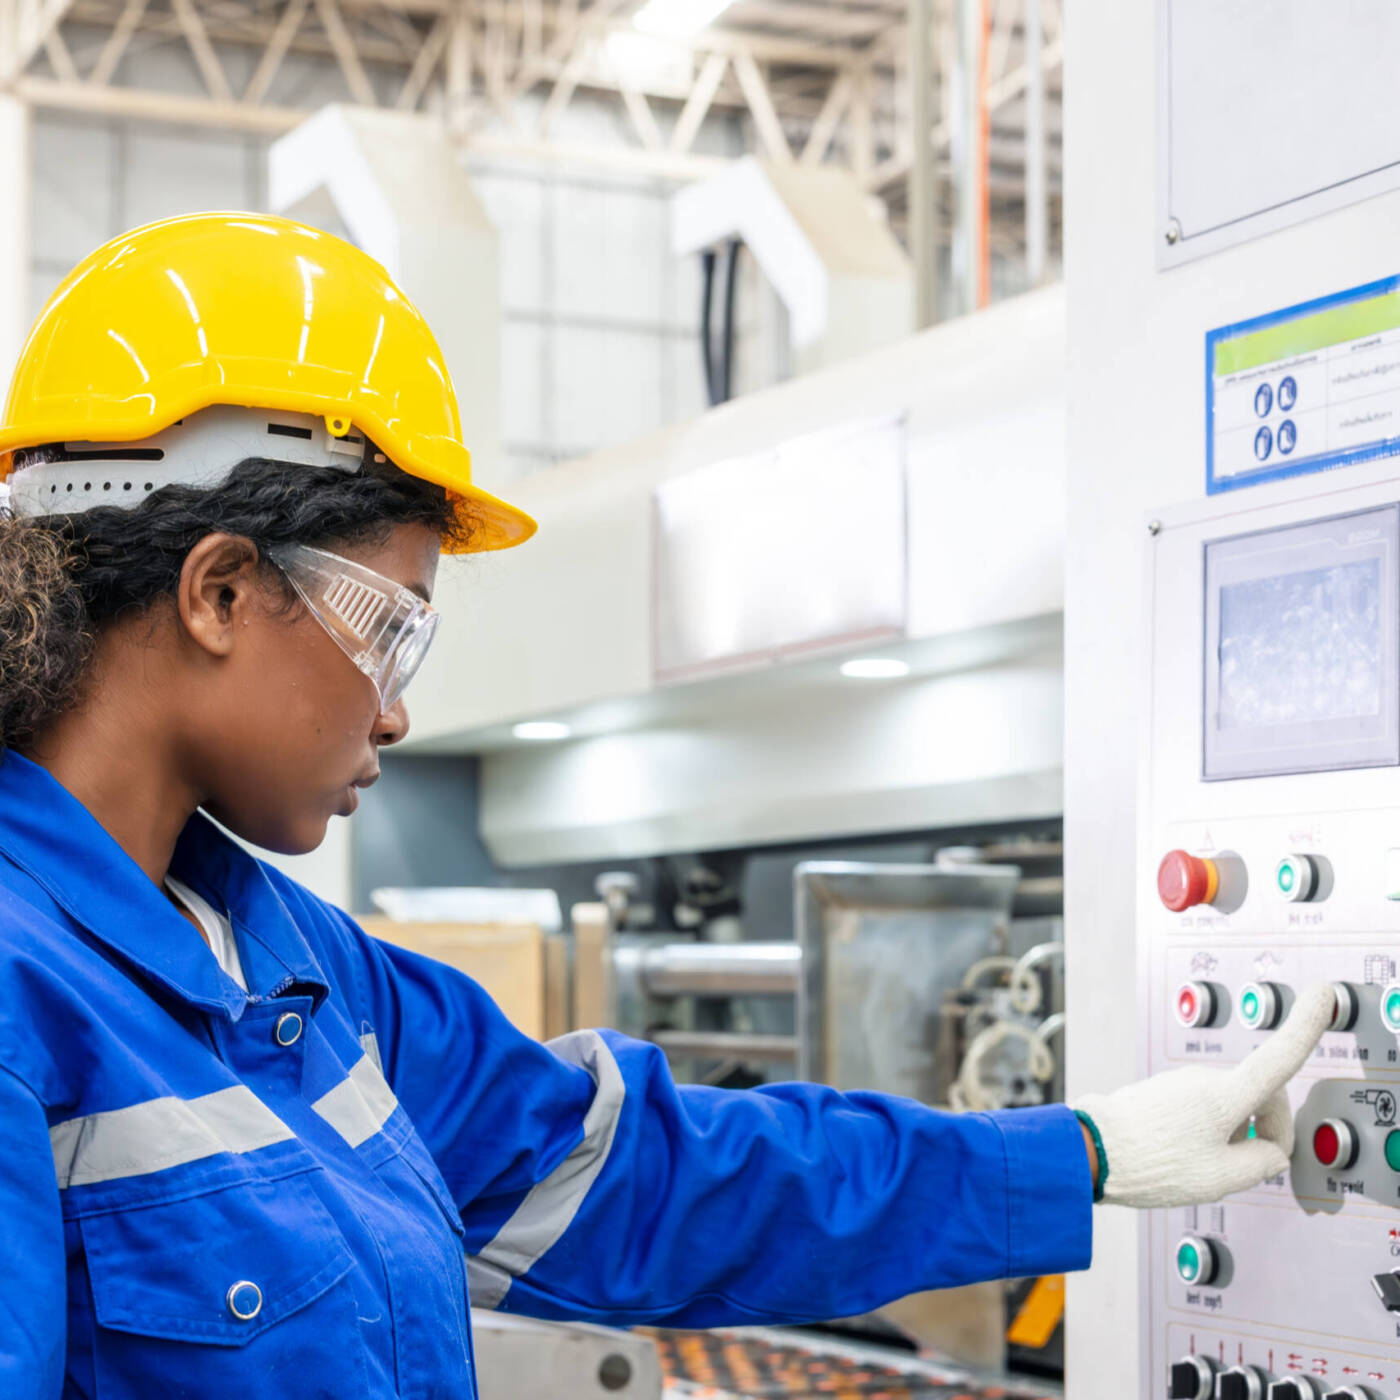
[344, 924, 1095, 1327]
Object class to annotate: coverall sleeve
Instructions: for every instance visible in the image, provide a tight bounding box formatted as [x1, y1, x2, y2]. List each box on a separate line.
[0, 1063, 65, 1396]
[343, 921, 1093, 1327]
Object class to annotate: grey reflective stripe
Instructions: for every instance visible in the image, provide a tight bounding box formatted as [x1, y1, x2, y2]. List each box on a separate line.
[49, 1086, 294, 1190]
[359, 1029, 384, 1074]
[469, 1030, 625, 1308]
[312, 1052, 399, 1149]
[465, 1253, 514, 1310]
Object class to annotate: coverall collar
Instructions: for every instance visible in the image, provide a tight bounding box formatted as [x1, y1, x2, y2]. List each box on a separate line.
[0, 750, 330, 1019]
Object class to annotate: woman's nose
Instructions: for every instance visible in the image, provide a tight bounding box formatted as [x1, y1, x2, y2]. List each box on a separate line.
[374, 697, 410, 747]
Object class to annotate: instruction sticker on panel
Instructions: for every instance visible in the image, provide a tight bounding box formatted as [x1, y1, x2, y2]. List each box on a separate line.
[1207, 275, 1400, 493]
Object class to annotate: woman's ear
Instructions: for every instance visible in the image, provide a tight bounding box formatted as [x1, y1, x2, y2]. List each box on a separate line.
[175, 534, 263, 658]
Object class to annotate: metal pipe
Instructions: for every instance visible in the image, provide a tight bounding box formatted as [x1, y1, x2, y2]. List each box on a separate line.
[650, 1030, 799, 1062]
[908, 0, 936, 328]
[1024, 0, 1047, 287]
[952, 0, 986, 314]
[977, 0, 991, 307]
[627, 942, 802, 998]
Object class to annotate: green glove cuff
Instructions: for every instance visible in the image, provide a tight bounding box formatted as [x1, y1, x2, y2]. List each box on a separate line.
[1075, 1109, 1109, 1203]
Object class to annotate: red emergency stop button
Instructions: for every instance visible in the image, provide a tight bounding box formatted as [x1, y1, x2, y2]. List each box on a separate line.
[1312, 1118, 1359, 1171]
[1158, 850, 1220, 912]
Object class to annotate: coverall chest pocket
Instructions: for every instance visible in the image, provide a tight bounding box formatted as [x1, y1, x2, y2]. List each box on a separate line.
[80, 1171, 369, 1400]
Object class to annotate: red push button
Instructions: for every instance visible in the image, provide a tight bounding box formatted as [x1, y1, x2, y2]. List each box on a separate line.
[1158, 850, 1220, 912]
[1175, 980, 1221, 1030]
[1312, 1118, 1359, 1170]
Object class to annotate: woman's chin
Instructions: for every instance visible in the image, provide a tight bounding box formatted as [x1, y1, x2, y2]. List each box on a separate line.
[205, 801, 331, 858]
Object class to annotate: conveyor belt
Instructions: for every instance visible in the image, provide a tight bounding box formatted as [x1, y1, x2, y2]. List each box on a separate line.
[647, 1327, 1060, 1400]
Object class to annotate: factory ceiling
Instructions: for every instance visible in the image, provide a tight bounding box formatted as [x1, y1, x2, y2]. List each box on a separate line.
[5, 0, 1061, 249]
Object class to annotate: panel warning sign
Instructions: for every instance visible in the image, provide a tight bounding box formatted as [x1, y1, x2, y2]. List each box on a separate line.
[1207, 275, 1400, 494]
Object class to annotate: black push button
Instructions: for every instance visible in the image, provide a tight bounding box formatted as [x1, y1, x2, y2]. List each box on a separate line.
[1218, 1368, 1268, 1400]
[1373, 1269, 1400, 1312]
[1169, 1357, 1214, 1400]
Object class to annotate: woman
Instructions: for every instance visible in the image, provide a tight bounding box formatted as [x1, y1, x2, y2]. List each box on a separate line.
[0, 213, 1331, 1398]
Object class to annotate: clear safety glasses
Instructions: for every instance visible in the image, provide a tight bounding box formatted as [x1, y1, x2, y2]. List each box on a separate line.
[268, 543, 439, 712]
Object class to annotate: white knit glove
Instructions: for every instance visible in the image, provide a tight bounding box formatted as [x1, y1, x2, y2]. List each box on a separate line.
[1072, 982, 1335, 1209]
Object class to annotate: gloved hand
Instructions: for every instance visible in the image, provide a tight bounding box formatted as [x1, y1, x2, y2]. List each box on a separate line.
[1072, 982, 1335, 1208]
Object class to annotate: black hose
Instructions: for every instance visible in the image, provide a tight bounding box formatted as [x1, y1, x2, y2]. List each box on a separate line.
[700, 248, 719, 407]
[720, 239, 740, 405]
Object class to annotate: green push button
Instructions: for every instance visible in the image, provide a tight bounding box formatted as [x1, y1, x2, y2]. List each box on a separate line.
[1277, 863, 1295, 893]
[1386, 1131, 1400, 1174]
[1176, 1240, 1201, 1283]
[1241, 990, 1261, 1025]
[1384, 985, 1400, 1034]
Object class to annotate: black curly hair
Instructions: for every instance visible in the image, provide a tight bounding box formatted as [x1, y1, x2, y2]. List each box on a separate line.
[0, 454, 468, 751]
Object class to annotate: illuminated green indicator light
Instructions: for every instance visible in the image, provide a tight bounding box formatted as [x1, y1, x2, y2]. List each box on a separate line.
[1241, 991, 1261, 1024]
[1386, 989, 1400, 1031]
[1176, 1241, 1202, 1283]
[1277, 863, 1295, 892]
[1386, 1131, 1400, 1174]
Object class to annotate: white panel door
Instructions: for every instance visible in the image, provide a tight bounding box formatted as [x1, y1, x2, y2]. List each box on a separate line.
[1160, 0, 1400, 265]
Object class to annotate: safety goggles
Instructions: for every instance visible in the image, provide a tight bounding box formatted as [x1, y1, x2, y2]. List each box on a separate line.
[268, 543, 439, 712]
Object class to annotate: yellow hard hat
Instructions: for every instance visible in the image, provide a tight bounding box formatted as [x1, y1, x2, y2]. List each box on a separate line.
[0, 211, 535, 554]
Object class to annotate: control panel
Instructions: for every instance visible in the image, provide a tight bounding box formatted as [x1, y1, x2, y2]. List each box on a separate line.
[1143, 479, 1400, 1397]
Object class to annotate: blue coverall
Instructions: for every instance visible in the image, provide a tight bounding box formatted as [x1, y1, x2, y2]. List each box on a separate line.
[0, 750, 1093, 1397]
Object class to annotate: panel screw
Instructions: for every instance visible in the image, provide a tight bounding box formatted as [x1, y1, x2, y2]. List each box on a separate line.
[599, 1354, 633, 1391]
[1148, 519, 1162, 536]
[1164, 218, 1182, 246]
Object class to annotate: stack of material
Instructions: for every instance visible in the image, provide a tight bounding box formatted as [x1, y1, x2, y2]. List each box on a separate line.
[648, 1328, 1060, 1400]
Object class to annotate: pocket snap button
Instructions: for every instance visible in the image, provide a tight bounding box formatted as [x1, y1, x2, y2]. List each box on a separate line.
[274, 1011, 304, 1047]
[226, 1280, 263, 1321]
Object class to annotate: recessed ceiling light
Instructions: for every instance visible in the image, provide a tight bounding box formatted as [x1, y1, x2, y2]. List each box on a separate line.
[839, 657, 910, 680]
[513, 720, 572, 741]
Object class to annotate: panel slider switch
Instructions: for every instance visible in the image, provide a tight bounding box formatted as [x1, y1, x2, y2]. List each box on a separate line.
[1373, 1268, 1400, 1313]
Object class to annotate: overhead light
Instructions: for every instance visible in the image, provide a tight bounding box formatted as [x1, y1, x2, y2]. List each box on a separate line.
[633, 0, 736, 39]
[602, 32, 695, 87]
[513, 720, 572, 741]
[839, 657, 910, 680]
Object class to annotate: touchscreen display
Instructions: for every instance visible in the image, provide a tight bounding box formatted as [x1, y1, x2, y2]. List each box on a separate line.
[1203, 503, 1399, 780]
[1217, 559, 1382, 730]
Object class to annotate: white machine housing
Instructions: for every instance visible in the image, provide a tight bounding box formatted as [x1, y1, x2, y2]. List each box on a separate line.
[407, 285, 1067, 866]
[1141, 460, 1400, 1395]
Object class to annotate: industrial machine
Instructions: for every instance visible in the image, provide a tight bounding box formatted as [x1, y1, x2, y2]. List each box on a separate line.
[1142, 467, 1400, 1398]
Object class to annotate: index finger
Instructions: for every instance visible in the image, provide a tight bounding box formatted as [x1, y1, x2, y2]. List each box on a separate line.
[1225, 982, 1336, 1111]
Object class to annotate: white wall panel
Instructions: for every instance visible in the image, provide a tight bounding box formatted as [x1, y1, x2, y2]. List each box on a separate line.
[473, 172, 547, 313]
[667, 335, 707, 423]
[124, 130, 257, 226]
[0, 99, 31, 388]
[500, 318, 547, 449]
[32, 119, 115, 267]
[553, 323, 666, 451]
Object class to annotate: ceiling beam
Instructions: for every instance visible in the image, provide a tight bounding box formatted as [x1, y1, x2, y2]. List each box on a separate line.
[6, 0, 80, 82]
[670, 50, 726, 153]
[87, 0, 148, 86]
[314, 0, 378, 103]
[171, 0, 233, 100]
[731, 48, 790, 163]
[16, 69, 731, 180]
[241, 0, 310, 104]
